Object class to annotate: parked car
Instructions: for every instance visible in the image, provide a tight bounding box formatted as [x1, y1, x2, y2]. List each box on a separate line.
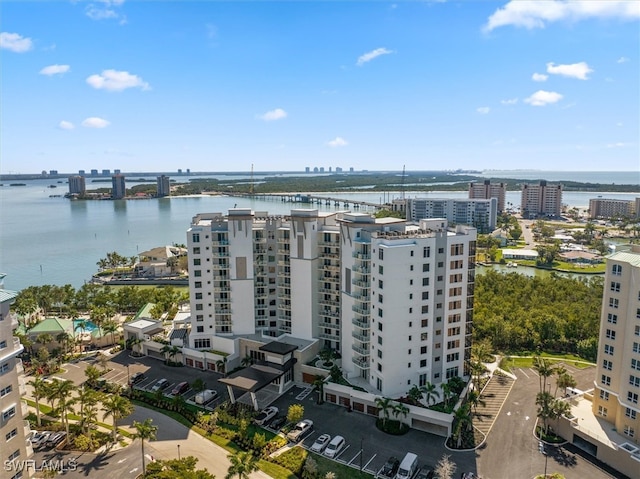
[194, 389, 218, 405]
[416, 467, 435, 479]
[254, 406, 279, 426]
[323, 435, 345, 458]
[171, 381, 189, 395]
[46, 431, 67, 448]
[376, 456, 400, 479]
[31, 431, 52, 448]
[286, 419, 313, 442]
[151, 378, 169, 392]
[460, 473, 481, 479]
[310, 434, 331, 453]
[270, 415, 287, 431]
[129, 372, 145, 385]
[395, 452, 418, 479]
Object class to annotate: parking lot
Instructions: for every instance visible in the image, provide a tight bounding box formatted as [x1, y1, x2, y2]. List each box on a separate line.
[267, 386, 477, 477]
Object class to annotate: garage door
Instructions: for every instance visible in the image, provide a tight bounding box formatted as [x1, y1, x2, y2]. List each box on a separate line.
[573, 434, 597, 456]
[412, 419, 449, 437]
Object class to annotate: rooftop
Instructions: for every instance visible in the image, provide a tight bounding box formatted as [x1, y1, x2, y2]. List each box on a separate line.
[260, 341, 298, 355]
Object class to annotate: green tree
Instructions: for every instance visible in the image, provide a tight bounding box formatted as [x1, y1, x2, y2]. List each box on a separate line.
[533, 356, 557, 396]
[28, 375, 49, 427]
[192, 378, 206, 393]
[102, 393, 133, 443]
[84, 364, 102, 386]
[466, 390, 485, 414]
[145, 456, 216, 479]
[133, 418, 158, 477]
[225, 451, 259, 479]
[407, 385, 423, 406]
[102, 320, 119, 346]
[312, 375, 326, 405]
[128, 336, 144, 357]
[48, 379, 76, 436]
[375, 397, 393, 427]
[452, 404, 472, 448]
[421, 382, 440, 407]
[287, 403, 304, 424]
[392, 402, 409, 425]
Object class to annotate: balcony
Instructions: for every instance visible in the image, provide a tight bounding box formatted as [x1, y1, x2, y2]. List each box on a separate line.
[352, 356, 370, 370]
[19, 380, 27, 396]
[21, 401, 29, 417]
[212, 263, 230, 270]
[318, 298, 340, 307]
[352, 304, 370, 315]
[352, 252, 371, 260]
[351, 279, 370, 288]
[351, 344, 369, 356]
[320, 275, 340, 283]
[16, 359, 24, 374]
[211, 239, 229, 246]
[320, 310, 339, 318]
[352, 317, 369, 329]
[352, 265, 370, 274]
[320, 263, 339, 271]
[352, 292, 370, 301]
[318, 320, 336, 329]
[352, 331, 370, 343]
[318, 331, 340, 341]
[213, 286, 231, 292]
[212, 251, 229, 258]
[320, 252, 339, 259]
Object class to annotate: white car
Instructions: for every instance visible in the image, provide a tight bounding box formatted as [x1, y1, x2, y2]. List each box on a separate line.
[151, 378, 169, 392]
[323, 435, 345, 458]
[287, 419, 313, 442]
[194, 389, 218, 405]
[310, 434, 331, 453]
[254, 406, 279, 426]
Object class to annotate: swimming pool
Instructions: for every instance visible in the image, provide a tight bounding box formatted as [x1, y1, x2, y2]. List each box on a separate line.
[73, 319, 98, 332]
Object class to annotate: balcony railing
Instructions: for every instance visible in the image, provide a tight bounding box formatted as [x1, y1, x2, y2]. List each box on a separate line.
[352, 331, 370, 343]
[351, 279, 370, 288]
[352, 304, 370, 315]
[351, 344, 369, 356]
[318, 332, 340, 341]
[318, 298, 340, 307]
[320, 310, 339, 318]
[352, 252, 371, 260]
[211, 239, 229, 246]
[352, 356, 369, 369]
[352, 317, 369, 329]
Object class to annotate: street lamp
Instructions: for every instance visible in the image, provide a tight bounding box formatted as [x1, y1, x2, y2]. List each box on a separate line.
[359, 437, 363, 471]
[177, 444, 181, 460]
[126, 364, 130, 386]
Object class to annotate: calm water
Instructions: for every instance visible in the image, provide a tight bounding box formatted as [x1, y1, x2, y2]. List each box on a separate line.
[1, 176, 638, 291]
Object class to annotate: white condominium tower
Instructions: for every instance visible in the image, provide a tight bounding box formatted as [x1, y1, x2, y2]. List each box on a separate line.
[0, 274, 34, 479]
[591, 244, 640, 442]
[186, 209, 476, 397]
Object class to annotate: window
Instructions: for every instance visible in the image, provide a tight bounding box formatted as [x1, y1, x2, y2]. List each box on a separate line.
[423, 247, 430, 258]
[634, 342, 640, 353]
[378, 309, 383, 318]
[625, 408, 637, 420]
[422, 263, 430, 272]
[450, 260, 463, 269]
[632, 359, 640, 371]
[604, 344, 614, 355]
[410, 250, 414, 257]
[422, 291, 429, 300]
[422, 277, 429, 286]
[378, 322, 383, 332]
[410, 265, 414, 271]
[0, 385, 12, 397]
[602, 360, 613, 371]
[636, 327, 640, 337]
[378, 336, 382, 345]
[446, 366, 459, 379]
[447, 339, 460, 349]
[610, 281, 621, 292]
[420, 333, 428, 341]
[195, 304, 203, 311]
[192, 233, 200, 243]
[377, 363, 382, 372]
[421, 319, 428, 327]
[448, 314, 461, 324]
[5, 428, 17, 441]
[194, 270, 202, 277]
[438, 262, 444, 268]
[377, 350, 382, 359]
[623, 426, 635, 438]
[196, 326, 204, 333]
[420, 359, 427, 367]
[598, 406, 608, 417]
[601, 375, 611, 386]
[408, 363, 412, 368]
[449, 287, 463, 296]
[629, 375, 640, 388]
[637, 308, 640, 319]
[450, 244, 464, 255]
[612, 264, 622, 275]
[607, 313, 617, 324]
[450, 273, 463, 283]
[8, 450, 19, 461]
[0, 340, 6, 349]
[421, 346, 428, 354]
[378, 265, 383, 274]
[438, 247, 444, 254]
[609, 298, 619, 309]
[194, 281, 202, 289]
[446, 352, 460, 362]
[606, 329, 616, 340]
[378, 280, 383, 289]
[448, 327, 461, 336]
[599, 390, 609, 401]
[195, 315, 203, 322]
[193, 258, 201, 266]
[421, 305, 429, 314]
[193, 338, 211, 349]
[419, 373, 428, 386]
[193, 247, 200, 254]
[378, 249, 384, 260]
[628, 392, 639, 404]
[2, 406, 16, 421]
[378, 294, 383, 304]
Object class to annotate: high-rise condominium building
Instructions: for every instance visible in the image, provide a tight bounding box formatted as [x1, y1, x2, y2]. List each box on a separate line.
[111, 174, 126, 199]
[520, 180, 563, 218]
[468, 180, 507, 213]
[591, 244, 640, 443]
[156, 175, 171, 198]
[405, 198, 497, 233]
[0, 274, 34, 478]
[186, 209, 476, 397]
[68, 176, 86, 196]
[588, 198, 635, 220]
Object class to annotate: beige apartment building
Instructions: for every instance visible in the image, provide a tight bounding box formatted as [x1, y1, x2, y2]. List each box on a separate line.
[0, 274, 34, 479]
[520, 180, 563, 218]
[588, 198, 635, 220]
[591, 245, 640, 441]
[468, 180, 507, 213]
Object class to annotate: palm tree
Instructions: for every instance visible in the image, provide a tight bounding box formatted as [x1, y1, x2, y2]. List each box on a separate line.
[375, 397, 393, 427]
[392, 403, 409, 426]
[533, 356, 556, 395]
[74, 320, 87, 351]
[95, 352, 109, 372]
[36, 333, 53, 349]
[420, 382, 440, 407]
[160, 344, 172, 364]
[77, 385, 101, 435]
[536, 391, 554, 436]
[167, 345, 181, 364]
[102, 320, 119, 347]
[452, 405, 473, 448]
[128, 337, 144, 357]
[102, 393, 133, 443]
[84, 364, 102, 387]
[216, 357, 227, 376]
[466, 389, 486, 414]
[240, 355, 254, 367]
[48, 379, 76, 436]
[467, 359, 487, 391]
[133, 418, 158, 477]
[312, 375, 325, 405]
[28, 375, 48, 427]
[556, 371, 577, 398]
[407, 385, 423, 405]
[56, 332, 72, 356]
[441, 382, 453, 408]
[192, 378, 206, 393]
[225, 451, 259, 479]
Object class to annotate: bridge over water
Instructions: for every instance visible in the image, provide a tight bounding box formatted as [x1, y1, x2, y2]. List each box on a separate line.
[231, 193, 387, 211]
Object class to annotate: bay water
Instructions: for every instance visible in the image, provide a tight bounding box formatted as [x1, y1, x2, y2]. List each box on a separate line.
[1, 174, 638, 291]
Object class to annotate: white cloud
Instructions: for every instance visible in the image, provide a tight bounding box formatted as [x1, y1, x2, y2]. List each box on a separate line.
[86, 69, 150, 91]
[477, 107, 490, 114]
[58, 121, 74, 130]
[327, 137, 348, 147]
[39, 64, 70, 76]
[206, 23, 217, 39]
[82, 117, 110, 128]
[524, 90, 563, 106]
[532, 73, 548, 82]
[257, 108, 287, 121]
[617, 56, 629, 63]
[607, 142, 630, 148]
[0, 32, 34, 53]
[85, 1, 126, 23]
[501, 98, 518, 105]
[483, 0, 640, 32]
[356, 47, 394, 66]
[616, 122, 623, 127]
[546, 62, 593, 80]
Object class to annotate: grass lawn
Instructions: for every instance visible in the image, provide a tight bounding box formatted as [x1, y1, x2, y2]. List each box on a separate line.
[500, 352, 595, 371]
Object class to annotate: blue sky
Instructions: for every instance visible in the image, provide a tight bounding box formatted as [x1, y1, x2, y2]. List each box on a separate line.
[1, 1, 638, 174]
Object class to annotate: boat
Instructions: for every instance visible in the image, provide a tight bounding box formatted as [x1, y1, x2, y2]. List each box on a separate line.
[506, 261, 518, 268]
[48, 184, 57, 188]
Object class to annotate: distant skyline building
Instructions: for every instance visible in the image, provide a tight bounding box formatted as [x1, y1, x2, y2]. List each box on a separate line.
[468, 180, 507, 213]
[78, 169, 86, 176]
[520, 181, 563, 218]
[111, 174, 126, 199]
[157, 175, 171, 197]
[589, 198, 636, 220]
[405, 198, 497, 233]
[101, 169, 111, 176]
[90, 169, 98, 176]
[68, 175, 86, 196]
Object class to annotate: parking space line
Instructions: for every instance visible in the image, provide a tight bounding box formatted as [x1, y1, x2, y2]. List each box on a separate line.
[518, 368, 529, 379]
[335, 444, 350, 460]
[347, 449, 360, 465]
[363, 454, 377, 472]
[529, 368, 539, 377]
